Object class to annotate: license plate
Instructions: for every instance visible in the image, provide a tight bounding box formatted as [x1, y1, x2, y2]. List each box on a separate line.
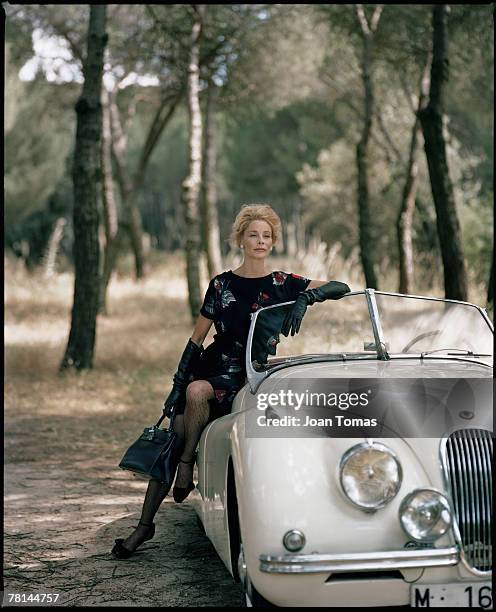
[411, 583, 493, 608]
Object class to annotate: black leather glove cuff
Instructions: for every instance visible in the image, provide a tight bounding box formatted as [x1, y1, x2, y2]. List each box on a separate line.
[173, 338, 203, 388]
[301, 280, 351, 305]
[164, 339, 203, 418]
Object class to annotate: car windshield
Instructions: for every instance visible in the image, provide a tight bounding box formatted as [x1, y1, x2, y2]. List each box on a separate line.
[249, 293, 374, 371]
[374, 292, 493, 359]
[248, 291, 493, 373]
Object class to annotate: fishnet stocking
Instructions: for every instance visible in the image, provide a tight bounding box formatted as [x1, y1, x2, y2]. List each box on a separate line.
[175, 382, 213, 488]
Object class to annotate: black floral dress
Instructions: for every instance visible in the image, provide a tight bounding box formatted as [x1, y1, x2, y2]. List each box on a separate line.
[194, 269, 311, 421]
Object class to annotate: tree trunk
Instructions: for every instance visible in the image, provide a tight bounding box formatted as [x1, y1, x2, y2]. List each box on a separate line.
[355, 5, 382, 290]
[182, 6, 204, 321]
[418, 5, 468, 301]
[60, 6, 107, 371]
[108, 88, 148, 279]
[201, 79, 223, 278]
[43, 217, 66, 277]
[98, 86, 120, 314]
[487, 255, 493, 305]
[397, 56, 431, 294]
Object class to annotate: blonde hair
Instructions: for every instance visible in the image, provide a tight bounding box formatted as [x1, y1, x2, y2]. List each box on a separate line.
[229, 204, 282, 249]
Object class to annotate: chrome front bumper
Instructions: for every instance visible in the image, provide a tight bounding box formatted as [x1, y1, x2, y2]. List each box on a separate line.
[259, 547, 460, 574]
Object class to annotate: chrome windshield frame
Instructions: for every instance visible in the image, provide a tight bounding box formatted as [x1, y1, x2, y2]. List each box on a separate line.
[246, 299, 294, 393]
[373, 290, 494, 334]
[365, 289, 389, 360]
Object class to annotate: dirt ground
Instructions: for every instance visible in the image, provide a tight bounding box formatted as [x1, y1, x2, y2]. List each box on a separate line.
[3, 378, 245, 608]
[4, 255, 245, 607]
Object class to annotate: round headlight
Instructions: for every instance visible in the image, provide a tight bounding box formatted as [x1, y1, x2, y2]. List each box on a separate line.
[399, 489, 451, 542]
[339, 442, 402, 510]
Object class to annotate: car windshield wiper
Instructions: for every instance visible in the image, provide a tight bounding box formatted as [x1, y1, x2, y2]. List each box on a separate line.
[263, 353, 376, 368]
[420, 348, 492, 357]
[262, 353, 343, 368]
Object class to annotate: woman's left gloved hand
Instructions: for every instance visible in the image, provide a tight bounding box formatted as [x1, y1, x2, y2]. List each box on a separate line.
[281, 280, 351, 337]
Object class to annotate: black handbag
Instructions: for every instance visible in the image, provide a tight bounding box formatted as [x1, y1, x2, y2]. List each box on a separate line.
[118, 408, 179, 486]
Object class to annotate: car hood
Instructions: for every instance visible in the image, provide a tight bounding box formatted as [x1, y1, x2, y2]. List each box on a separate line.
[235, 355, 492, 450]
[237, 357, 491, 412]
[244, 356, 492, 434]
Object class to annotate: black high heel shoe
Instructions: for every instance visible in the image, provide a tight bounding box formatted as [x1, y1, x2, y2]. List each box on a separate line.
[173, 454, 197, 503]
[111, 520, 155, 559]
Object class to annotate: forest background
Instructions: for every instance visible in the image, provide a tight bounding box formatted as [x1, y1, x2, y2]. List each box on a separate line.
[5, 4, 493, 314]
[3, 4, 494, 605]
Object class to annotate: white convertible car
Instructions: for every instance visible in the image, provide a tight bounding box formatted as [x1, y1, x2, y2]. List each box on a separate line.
[190, 290, 493, 608]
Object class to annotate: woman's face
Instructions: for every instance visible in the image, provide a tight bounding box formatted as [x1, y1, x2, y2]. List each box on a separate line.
[240, 220, 274, 259]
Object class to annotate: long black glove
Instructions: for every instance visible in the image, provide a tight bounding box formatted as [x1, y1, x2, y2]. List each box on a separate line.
[163, 338, 203, 417]
[281, 280, 351, 337]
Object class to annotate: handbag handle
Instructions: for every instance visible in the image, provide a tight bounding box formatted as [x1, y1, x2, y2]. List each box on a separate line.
[155, 406, 176, 431]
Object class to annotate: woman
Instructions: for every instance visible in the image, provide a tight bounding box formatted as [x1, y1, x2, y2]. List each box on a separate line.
[112, 203, 350, 558]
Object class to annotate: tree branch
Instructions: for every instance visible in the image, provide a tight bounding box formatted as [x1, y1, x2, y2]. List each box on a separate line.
[355, 4, 371, 36]
[370, 5, 384, 32]
[355, 4, 383, 36]
[133, 87, 185, 190]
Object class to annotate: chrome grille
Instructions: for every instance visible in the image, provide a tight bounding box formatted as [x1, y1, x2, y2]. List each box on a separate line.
[442, 428, 492, 573]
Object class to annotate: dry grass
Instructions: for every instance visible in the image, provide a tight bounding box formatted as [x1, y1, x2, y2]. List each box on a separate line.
[6, 252, 190, 369]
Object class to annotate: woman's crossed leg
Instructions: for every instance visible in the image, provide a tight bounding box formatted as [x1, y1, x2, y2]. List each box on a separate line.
[175, 379, 214, 489]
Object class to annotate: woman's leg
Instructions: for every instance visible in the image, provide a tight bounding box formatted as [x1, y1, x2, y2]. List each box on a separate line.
[118, 414, 186, 552]
[174, 380, 214, 489]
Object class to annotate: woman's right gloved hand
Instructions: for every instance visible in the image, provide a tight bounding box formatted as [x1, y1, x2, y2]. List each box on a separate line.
[163, 338, 203, 417]
[281, 280, 351, 337]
